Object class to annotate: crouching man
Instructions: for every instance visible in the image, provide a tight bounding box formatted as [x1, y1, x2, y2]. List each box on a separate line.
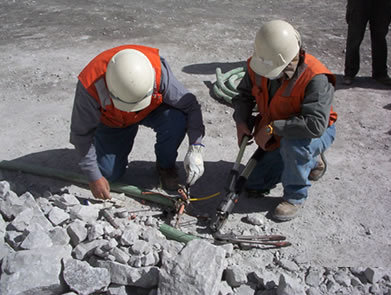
[233, 20, 338, 221]
[70, 45, 205, 200]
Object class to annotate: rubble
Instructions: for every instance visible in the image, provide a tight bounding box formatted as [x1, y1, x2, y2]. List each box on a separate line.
[0, 179, 390, 294]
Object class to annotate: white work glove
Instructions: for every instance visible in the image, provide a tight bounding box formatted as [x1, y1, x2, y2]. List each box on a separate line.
[184, 144, 205, 186]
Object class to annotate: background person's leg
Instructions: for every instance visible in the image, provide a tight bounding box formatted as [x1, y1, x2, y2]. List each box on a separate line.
[344, 0, 370, 79]
[370, 0, 391, 79]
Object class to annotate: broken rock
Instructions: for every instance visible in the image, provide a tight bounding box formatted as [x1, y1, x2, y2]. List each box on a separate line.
[158, 239, 226, 295]
[0, 245, 72, 295]
[63, 258, 111, 295]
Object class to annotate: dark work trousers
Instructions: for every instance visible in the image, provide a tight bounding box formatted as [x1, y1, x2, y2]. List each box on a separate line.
[344, 0, 391, 78]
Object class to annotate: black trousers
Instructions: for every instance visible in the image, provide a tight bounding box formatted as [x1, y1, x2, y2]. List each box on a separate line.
[344, 0, 391, 78]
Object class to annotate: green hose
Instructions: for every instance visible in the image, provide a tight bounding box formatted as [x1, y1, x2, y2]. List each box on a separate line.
[0, 160, 174, 207]
[159, 223, 199, 243]
[213, 67, 246, 104]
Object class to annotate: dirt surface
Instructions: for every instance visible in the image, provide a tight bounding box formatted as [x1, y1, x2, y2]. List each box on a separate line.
[1, 0, 390, 267]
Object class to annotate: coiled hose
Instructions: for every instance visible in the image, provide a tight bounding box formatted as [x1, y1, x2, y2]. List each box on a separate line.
[212, 67, 246, 104]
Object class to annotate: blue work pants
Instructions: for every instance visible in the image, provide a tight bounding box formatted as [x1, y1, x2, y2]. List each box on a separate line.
[246, 124, 336, 204]
[94, 104, 186, 182]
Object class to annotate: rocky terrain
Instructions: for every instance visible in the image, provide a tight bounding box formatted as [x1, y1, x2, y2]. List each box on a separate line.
[1, 180, 391, 295]
[0, 0, 391, 294]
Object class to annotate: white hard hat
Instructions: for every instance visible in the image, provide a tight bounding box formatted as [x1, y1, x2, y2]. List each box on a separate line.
[250, 20, 301, 79]
[106, 49, 155, 112]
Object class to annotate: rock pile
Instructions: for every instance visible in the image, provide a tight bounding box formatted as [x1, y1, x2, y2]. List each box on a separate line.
[0, 180, 390, 295]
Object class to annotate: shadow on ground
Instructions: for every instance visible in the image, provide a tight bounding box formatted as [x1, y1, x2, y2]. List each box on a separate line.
[182, 61, 246, 75]
[334, 74, 391, 90]
[0, 148, 282, 219]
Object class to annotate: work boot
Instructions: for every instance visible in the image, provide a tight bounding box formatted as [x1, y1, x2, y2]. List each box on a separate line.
[273, 201, 302, 221]
[309, 152, 327, 181]
[157, 165, 179, 191]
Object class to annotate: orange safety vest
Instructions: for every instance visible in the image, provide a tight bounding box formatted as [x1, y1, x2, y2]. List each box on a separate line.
[248, 53, 338, 150]
[78, 45, 163, 128]
[248, 53, 338, 125]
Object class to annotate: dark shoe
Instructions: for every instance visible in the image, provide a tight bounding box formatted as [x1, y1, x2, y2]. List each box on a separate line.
[342, 76, 354, 85]
[273, 201, 302, 221]
[157, 165, 179, 191]
[309, 152, 327, 181]
[374, 75, 391, 86]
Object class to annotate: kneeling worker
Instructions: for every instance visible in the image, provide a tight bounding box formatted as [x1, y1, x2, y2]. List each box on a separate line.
[232, 20, 338, 221]
[70, 45, 205, 200]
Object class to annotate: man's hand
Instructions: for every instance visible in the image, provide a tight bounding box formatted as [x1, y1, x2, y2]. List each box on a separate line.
[254, 125, 273, 150]
[89, 177, 111, 200]
[236, 122, 252, 146]
[184, 144, 205, 186]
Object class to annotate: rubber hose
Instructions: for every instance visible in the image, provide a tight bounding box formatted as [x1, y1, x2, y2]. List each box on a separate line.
[159, 223, 199, 243]
[213, 67, 246, 104]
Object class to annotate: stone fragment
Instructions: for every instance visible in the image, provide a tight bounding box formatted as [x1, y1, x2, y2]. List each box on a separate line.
[217, 281, 233, 295]
[333, 271, 351, 287]
[0, 213, 6, 240]
[0, 180, 10, 198]
[219, 243, 234, 257]
[0, 191, 26, 220]
[131, 239, 152, 255]
[306, 287, 322, 295]
[107, 284, 128, 295]
[53, 193, 80, 209]
[364, 267, 383, 284]
[73, 239, 108, 260]
[102, 238, 118, 251]
[19, 192, 41, 211]
[111, 246, 130, 264]
[277, 258, 300, 272]
[48, 206, 70, 226]
[128, 255, 143, 268]
[88, 223, 105, 241]
[158, 239, 226, 295]
[67, 219, 88, 246]
[93, 260, 159, 288]
[0, 242, 14, 261]
[0, 245, 71, 295]
[120, 222, 143, 246]
[5, 230, 25, 249]
[234, 284, 255, 295]
[249, 268, 279, 289]
[224, 265, 248, 287]
[305, 267, 322, 287]
[9, 207, 53, 232]
[104, 223, 117, 236]
[49, 227, 71, 246]
[94, 246, 111, 258]
[276, 273, 305, 295]
[69, 204, 100, 223]
[19, 228, 53, 249]
[63, 258, 110, 295]
[246, 213, 264, 225]
[36, 197, 53, 215]
[142, 251, 160, 267]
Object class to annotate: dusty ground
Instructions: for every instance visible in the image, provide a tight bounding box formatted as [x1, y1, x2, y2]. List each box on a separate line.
[0, 0, 390, 267]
